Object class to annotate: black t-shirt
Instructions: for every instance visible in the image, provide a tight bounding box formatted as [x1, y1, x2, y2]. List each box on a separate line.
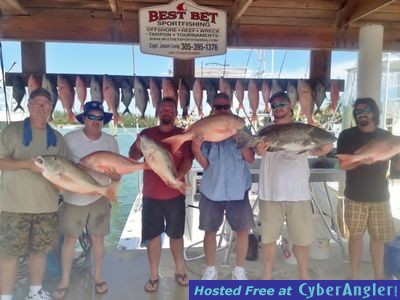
[337, 126, 391, 202]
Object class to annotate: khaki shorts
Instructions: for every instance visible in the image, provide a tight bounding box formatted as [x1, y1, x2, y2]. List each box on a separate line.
[0, 211, 58, 257]
[59, 197, 111, 237]
[345, 198, 394, 242]
[259, 200, 314, 246]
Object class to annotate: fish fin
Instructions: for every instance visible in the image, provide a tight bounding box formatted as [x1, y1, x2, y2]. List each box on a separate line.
[336, 154, 358, 166]
[162, 135, 187, 154]
[105, 180, 120, 202]
[297, 150, 308, 154]
[236, 129, 257, 149]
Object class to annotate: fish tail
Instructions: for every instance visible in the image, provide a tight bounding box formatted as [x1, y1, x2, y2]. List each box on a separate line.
[236, 129, 257, 149]
[162, 135, 187, 154]
[113, 113, 120, 127]
[122, 107, 132, 115]
[13, 104, 24, 112]
[105, 180, 120, 202]
[175, 181, 191, 194]
[68, 111, 76, 123]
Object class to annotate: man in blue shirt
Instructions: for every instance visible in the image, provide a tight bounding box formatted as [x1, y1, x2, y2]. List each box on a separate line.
[192, 93, 255, 280]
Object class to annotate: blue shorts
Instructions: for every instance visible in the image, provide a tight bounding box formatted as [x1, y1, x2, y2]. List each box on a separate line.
[199, 192, 255, 232]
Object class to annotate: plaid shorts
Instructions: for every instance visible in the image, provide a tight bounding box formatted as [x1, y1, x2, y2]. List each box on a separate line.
[344, 198, 394, 242]
[0, 211, 58, 257]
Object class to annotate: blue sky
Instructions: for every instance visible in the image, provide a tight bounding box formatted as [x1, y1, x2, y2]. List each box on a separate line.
[0, 41, 359, 115]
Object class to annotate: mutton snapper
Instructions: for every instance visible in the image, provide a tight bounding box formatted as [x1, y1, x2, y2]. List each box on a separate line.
[337, 135, 400, 166]
[34, 155, 119, 201]
[237, 122, 336, 153]
[80, 151, 146, 175]
[140, 136, 189, 194]
[162, 114, 246, 154]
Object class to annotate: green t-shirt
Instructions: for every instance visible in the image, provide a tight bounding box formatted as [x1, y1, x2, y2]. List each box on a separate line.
[0, 121, 68, 213]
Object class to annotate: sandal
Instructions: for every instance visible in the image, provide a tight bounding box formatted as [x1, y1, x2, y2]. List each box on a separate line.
[53, 286, 69, 300]
[175, 273, 189, 287]
[95, 281, 109, 294]
[144, 278, 159, 293]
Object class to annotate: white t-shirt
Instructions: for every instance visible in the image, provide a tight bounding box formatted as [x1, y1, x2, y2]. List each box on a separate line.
[258, 151, 311, 202]
[63, 129, 119, 206]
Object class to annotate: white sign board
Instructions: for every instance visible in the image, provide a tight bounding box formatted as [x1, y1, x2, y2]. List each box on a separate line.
[139, 0, 227, 60]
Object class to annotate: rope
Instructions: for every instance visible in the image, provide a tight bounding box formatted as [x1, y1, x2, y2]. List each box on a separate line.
[0, 42, 11, 124]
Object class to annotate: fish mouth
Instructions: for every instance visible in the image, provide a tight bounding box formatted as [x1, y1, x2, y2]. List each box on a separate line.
[34, 156, 44, 166]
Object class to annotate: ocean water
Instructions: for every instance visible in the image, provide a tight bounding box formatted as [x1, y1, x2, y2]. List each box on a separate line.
[60, 127, 141, 250]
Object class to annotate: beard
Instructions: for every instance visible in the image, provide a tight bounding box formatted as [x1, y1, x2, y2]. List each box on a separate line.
[160, 115, 172, 125]
[357, 117, 370, 127]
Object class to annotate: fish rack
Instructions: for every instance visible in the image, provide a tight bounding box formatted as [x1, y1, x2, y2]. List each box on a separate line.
[5, 73, 345, 92]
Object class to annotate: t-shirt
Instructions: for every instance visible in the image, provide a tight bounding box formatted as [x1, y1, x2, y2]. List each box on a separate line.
[138, 126, 193, 200]
[0, 121, 67, 213]
[199, 138, 252, 201]
[258, 151, 311, 202]
[337, 126, 391, 203]
[62, 129, 119, 206]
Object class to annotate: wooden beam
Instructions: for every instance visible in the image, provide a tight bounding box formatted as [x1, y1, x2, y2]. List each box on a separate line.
[21, 42, 46, 74]
[173, 59, 195, 83]
[108, 0, 121, 18]
[337, 0, 396, 28]
[2, 16, 400, 51]
[0, 0, 28, 15]
[309, 50, 332, 85]
[231, 0, 254, 23]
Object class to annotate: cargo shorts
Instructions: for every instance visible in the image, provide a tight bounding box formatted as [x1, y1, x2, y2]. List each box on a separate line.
[0, 211, 58, 257]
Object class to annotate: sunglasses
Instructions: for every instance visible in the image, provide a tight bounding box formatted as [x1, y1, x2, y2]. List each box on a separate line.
[213, 104, 230, 110]
[86, 113, 104, 121]
[355, 107, 372, 115]
[270, 102, 289, 110]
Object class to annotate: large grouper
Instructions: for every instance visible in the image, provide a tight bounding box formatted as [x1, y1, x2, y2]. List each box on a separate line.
[237, 122, 337, 153]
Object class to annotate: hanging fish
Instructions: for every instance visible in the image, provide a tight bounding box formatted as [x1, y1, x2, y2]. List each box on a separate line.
[314, 81, 326, 114]
[149, 77, 162, 112]
[28, 74, 40, 95]
[248, 79, 259, 123]
[297, 79, 315, 124]
[134, 77, 149, 119]
[330, 81, 340, 111]
[102, 75, 120, 126]
[206, 80, 217, 107]
[12, 76, 25, 112]
[42, 74, 58, 121]
[90, 76, 103, 102]
[193, 79, 204, 118]
[219, 77, 233, 103]
[75, 75, 87, 111]
[57, 75, 76, 123]
[178, 78, 190, 119]
[162, 77, 177, 101]
[286, 80, 298, 108]
[235, 79, 245, 111]
[271, 79, 283, 97]
[121, 79, 133, 115]
[261, 80, 271, 113]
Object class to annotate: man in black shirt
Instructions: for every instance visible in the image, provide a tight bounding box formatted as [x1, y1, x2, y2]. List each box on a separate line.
[337, 97, 397, 279]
